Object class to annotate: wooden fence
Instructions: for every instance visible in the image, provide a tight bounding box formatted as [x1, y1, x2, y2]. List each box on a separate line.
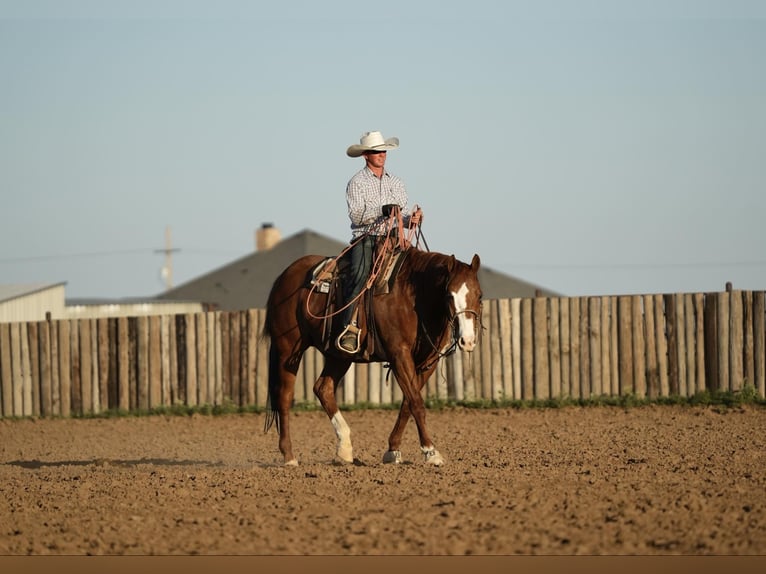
[0, 290, 764, 418]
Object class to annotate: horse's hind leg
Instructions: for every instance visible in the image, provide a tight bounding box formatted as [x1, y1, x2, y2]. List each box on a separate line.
[276, 361, 299, 466]
[313, 356, 353, 463]
[265, 330, 306, 466]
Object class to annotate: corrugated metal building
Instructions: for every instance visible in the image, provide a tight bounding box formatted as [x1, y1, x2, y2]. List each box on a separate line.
[64, 298, 206, 319]
[0, 283, 68, 323]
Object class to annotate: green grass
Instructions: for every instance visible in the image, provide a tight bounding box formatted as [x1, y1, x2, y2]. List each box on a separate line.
[5, 384, 763, 422]
[422, 384, 765, 411]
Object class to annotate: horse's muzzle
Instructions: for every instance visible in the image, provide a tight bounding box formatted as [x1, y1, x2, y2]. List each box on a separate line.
[458, 336, 476, 352]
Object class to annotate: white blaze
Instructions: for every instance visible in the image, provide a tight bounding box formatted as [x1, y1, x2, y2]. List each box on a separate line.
[451, 282, 477, 351]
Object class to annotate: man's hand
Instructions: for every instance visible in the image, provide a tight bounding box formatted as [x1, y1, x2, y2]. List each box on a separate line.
[410, 208, 423, 226]
[382, 204, 399, 217]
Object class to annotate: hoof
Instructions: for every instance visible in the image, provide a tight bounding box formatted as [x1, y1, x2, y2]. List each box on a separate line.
[285, 459, 299, 467]
[333, 455, 354, 465]
[382, 450, 402, 464]
[337, 446, 354, 464]
[422, 448, 445, 466]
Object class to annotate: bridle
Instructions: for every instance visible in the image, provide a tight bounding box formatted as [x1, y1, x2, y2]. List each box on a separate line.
[415, 303, 483, 374]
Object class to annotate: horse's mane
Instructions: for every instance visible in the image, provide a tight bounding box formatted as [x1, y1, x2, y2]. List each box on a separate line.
[404, 249, 455, 274]
[398, 250, 458, 305]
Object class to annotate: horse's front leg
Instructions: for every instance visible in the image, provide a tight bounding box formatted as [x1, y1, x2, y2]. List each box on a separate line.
[383, 361, 439, 464]
[385, 358, 444, 466]
[382, 399, 411, 464]
[313, 356, 354, 464]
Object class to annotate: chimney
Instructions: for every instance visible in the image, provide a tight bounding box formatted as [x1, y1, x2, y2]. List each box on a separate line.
[255, 222, 281, 251]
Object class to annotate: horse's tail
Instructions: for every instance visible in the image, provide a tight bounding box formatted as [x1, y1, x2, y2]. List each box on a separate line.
[263, 341, 283, 434]
[262, 286, 281, 435]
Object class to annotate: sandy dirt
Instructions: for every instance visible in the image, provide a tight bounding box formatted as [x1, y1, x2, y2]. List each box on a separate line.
[0, 404, 764, 555]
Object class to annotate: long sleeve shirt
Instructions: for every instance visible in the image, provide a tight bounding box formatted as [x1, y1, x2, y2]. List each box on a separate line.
[346, 167, 409, 239]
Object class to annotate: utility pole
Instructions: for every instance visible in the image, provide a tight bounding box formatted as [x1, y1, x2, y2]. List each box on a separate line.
[155, 225, 180, 291]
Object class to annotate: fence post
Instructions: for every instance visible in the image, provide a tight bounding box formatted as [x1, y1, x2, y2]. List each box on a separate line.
[549, 298, 561, 400]
[0, 324, 12, 417]
[743, 291, 755, 393]
[568, 298, 580, 400]
[664, 294, 678, 396]
[97, 318, 110, 413]
[754, 292, 765, 398]
[228, 312, 240, 407]
[490, 299, 503, 400]
[521, 298, 534, 400]
[51, 319, 61, 415]
[599, 297, 611, 397]
[479, 299, 492, 400]
[578, 298, 590, 399]
[511, 298, 522, 400]
[533, 297, 550, 400]
[149, 316, 162, 409]
[644, 295, 659, 397]
[729, 291, 744, 392]
[589, 297, 602, 397]
[185, 314, 198, 407]
[704, 293, 718, 392]
[618, 296, 633, 397]
[632, 296, 646, 399]
[693, 293, 706, 395]
[59, 320, 71, 417]
[137, 316, 149, 411]
[246, 310, 257, 407]
[70, 320, 82, 416]
[717, 292, 731, 392]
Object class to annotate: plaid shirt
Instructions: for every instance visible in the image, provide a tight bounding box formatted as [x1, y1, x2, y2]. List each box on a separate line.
[346, 166, 409, 239]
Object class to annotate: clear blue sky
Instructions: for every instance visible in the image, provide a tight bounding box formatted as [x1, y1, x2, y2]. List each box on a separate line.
[2, 0, 764, 300]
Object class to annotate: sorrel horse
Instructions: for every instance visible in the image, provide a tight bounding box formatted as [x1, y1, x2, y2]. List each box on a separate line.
[262, 242, 483, 466]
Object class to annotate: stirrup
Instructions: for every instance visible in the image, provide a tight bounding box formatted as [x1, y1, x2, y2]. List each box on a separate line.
[336, 323, 361, 354]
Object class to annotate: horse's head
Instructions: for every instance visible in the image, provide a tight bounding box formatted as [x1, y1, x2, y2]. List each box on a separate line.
[446, 253, 482, 352]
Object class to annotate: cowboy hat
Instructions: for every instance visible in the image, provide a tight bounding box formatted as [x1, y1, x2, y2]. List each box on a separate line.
[346, 131, 400, 158]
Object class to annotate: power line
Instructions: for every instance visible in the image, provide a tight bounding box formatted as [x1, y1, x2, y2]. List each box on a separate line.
[0, 248, 154, 263]
[0, 247, 243, 264]
[504, 260, 766, 271]
[3, 249, 764, 271]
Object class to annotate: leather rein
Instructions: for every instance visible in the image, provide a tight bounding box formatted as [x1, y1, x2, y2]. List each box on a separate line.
[415, 307, 482, 374]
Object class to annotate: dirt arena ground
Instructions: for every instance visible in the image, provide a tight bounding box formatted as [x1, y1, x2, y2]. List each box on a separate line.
[0, 404, 764, 555]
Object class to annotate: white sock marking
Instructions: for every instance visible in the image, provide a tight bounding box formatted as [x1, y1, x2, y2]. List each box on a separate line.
[331, 411, 353, 461]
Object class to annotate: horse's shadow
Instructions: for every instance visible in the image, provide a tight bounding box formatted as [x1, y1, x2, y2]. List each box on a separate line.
[4, 458, 226, 469]
[3, 458, 377, 470]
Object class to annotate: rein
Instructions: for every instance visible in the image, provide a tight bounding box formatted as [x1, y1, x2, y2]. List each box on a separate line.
[305, 207, 427, 321]
[415, 308, 482, 374]
[384, 308, 482, 380]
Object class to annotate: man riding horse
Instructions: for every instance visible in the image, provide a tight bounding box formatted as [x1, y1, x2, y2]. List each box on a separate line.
[338, 130, 423, 354]
[261, 129, 481, 466]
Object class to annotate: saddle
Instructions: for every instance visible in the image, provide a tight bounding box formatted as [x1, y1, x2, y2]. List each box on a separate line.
[309, 242, 407, 360]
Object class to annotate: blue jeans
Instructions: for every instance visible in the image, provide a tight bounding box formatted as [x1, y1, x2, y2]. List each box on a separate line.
[342, 235, 376, 327]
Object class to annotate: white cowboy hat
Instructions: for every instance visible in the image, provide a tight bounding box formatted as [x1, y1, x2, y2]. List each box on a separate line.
[346, 131, 400, 158]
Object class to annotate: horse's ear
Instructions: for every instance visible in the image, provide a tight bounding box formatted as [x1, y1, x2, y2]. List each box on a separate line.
[471, 253, 481, 271]
[448, 254, 457, 272]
